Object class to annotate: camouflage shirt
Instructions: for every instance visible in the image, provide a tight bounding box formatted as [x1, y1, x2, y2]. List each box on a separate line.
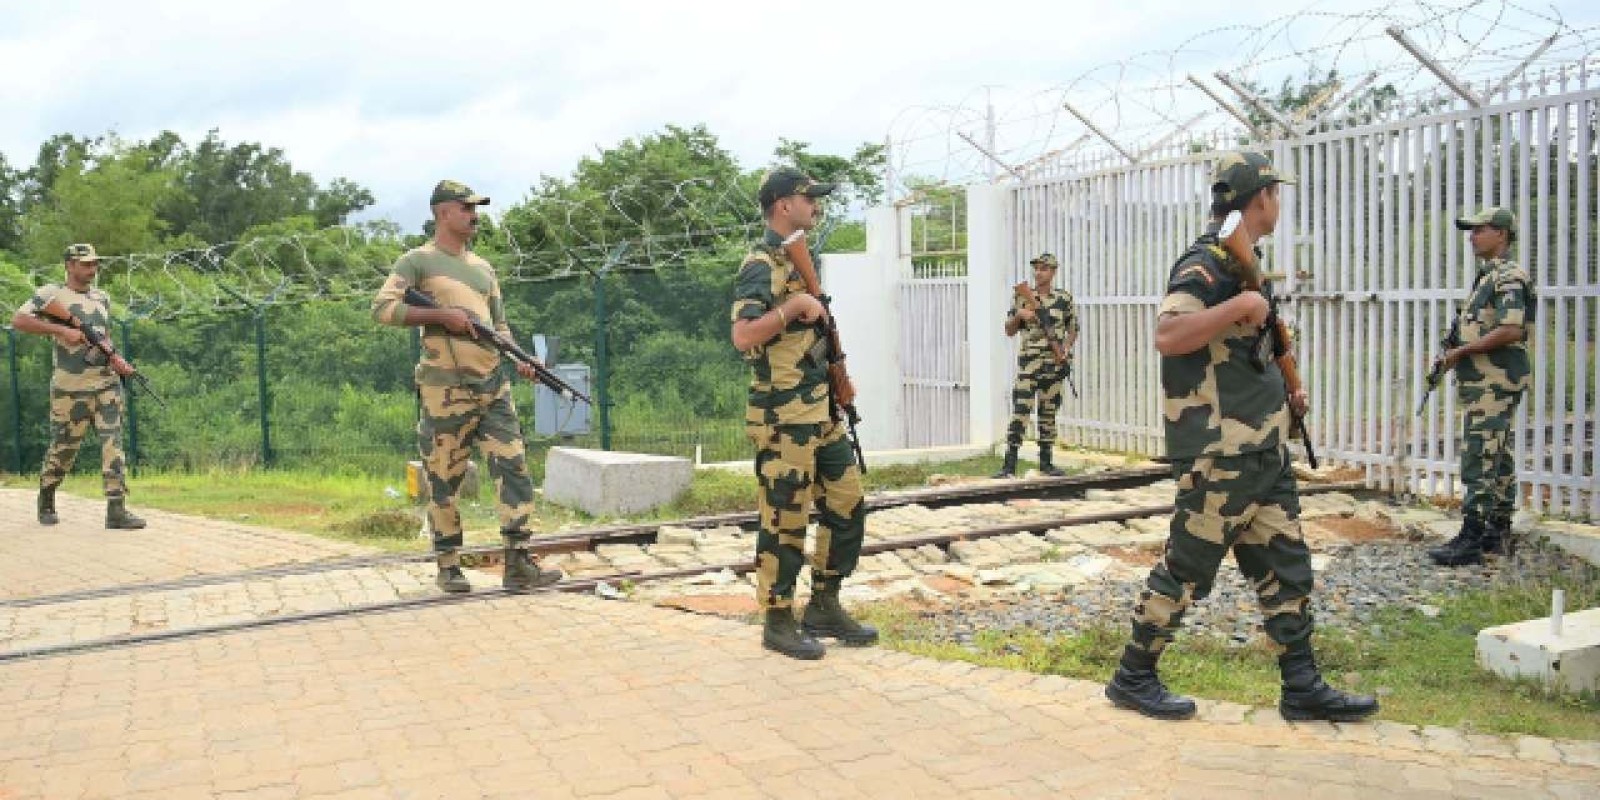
[15, 284, 118, 393]
[1007, 287, 1077, 360]
[372, 242, 512, 387]
[1157, 228, 1290, 459]
[730, 228, 831, 425]
[1453, 256, 1535, 394]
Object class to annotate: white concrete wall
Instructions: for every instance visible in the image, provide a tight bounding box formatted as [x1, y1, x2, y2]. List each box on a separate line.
[822, 206, 905, 452]
[965, 183, 1012, 450]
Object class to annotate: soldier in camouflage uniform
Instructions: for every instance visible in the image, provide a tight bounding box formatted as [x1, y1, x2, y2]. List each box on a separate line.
[1428, 207, 1536, 566]
[1104, 152, 1377, 723]
[372, 180, 561, 594]
[994, 253, 1078, 478]
[11, 244, 146, 529]
[729, 167, 876, 660]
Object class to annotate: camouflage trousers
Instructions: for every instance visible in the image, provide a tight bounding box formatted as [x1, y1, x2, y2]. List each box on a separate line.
[1006, 354, 1065, 448]
[746, 420, 866, 610]
[417, 376, 536, 554]
[1459, 385, 1525, 523]
[40, 386, 127, 498]
[1128, 445, 1314, 656]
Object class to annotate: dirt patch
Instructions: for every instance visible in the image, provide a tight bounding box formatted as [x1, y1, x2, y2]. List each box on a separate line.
[1105, 545, 1161, 567]
[921, 575, 973, 595]
[927, 473, 987, 487]
[655, 594, 759, 617]
[1305, 515, 1398, 544]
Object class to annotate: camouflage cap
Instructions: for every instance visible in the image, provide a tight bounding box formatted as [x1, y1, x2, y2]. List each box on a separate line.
[1454, 207, 1516, 234]
[430, 180, 490, 207]
[63, 243, 100, 263]
[1211, 151, 1295, 206]
[758, 167, 836, 210]
[1029, 253, 1060, 269]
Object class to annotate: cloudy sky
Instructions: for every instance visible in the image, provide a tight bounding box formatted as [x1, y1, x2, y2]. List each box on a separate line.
[2, 0, 1593, 229]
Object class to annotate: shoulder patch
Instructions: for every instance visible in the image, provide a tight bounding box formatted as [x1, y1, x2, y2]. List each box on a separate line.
[1174, 263, 1215, 286]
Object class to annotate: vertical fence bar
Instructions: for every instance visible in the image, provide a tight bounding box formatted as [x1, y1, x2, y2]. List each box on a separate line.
[5, 327, 20, 474]
[255, 308, 273, 467]
[117, 318, 138, 476]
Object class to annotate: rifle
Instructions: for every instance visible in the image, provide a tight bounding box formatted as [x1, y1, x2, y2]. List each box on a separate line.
[1012, 282, 1078, 398]
[1416, 322, 1461, 416]
[1218, 212, 1318, 469]
[400, 288, 593, 405]
[36, 298, 167, 409]
[780, 225, 867, 472]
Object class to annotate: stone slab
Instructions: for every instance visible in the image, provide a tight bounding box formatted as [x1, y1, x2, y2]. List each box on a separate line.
[542, 446, 692, 516]
[1477, 607, 1600, 693]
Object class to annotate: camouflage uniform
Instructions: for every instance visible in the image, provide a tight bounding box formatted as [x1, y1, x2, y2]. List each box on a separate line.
[731, 228, 865, 611]
[16, 284, 128, 499]
[1452, 253, 1535, 528]
[1004, 275, 1077, 450]
[1129, 225, 1312, 657]
[372, 240, 537, 559]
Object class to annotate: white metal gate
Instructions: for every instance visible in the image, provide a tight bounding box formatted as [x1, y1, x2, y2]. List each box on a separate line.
[1006, 69, 1599, 518]
[899, 265, 969, 448]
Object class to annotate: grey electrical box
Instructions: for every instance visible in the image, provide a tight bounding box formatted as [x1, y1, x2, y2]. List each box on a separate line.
[530, 335, 590, 435]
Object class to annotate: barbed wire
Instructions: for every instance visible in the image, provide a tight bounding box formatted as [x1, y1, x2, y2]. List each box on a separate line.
[886, 0, 1598, 195]
[2, 177, 771, 319]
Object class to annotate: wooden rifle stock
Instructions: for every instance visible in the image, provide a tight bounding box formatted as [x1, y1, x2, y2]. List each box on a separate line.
[1217, 212, 1317, 468]
[780, 229, 866, 471]
[1012, 282, 1069, 366]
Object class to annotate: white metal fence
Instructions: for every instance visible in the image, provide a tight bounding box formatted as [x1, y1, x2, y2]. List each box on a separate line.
[899, 197, 970, 448]
[1009, 66, 1598, 518]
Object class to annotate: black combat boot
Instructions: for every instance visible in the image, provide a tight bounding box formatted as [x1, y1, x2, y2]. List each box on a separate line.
[1278, 644, 1379, 722]
[502, 546, 563, 593]
[1038, 444, 1065, 477]
[1428, 516, 1488, 566]
[763, 607, 825, 660]
[1482, 515, 1513, 557]
[436, 552, 471, 593]
[105, 498, 146, 530]
[37, 486, 59, 526]
[802, 586, 879, 645]
[1104, 645, 1196, 720]
[992, 446, 1019, 479]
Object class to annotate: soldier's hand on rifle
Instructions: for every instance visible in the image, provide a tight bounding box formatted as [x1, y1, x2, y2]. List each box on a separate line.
[55, 326, 86, 347]
[1233, 291, 1270, 327]
[1017, 306, 1036, 323]
[1289, 389, 1309, 417]
[109, 355, 136, 378]
[514, 358, 541, 382]
[785, 294, 827, 324]
[1440, 348, 1465, 370]
[438, 308, 477, 338]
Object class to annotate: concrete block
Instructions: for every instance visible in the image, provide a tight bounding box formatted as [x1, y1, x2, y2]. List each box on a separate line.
[1531, 521, 1600, 567]
[542, 447, 692, 516]
[1477, 607, 1600, 693]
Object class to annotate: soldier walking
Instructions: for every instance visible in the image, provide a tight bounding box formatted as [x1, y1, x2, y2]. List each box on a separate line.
[994, 253, 1078, 478]
[1104, 152, 1377, 723]
[1428, 208, 1536, 566]
[729, 167, 877, 660]
[372, 180, 562, 594]
[12, 244, 146, 529]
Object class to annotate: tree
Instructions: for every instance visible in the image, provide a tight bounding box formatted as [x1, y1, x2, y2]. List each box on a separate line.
[19, 137, 184, 264]
[771, 138, 888, 209]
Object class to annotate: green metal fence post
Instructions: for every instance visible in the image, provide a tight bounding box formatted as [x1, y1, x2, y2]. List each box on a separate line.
[5, 327, 21, 474]
[255, 307, 273, 467]
[116, 318, 138, 476]
[595, 274, 610, 450]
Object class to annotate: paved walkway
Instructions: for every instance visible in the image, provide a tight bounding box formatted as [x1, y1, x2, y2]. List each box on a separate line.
[1, 488, 1597, 799]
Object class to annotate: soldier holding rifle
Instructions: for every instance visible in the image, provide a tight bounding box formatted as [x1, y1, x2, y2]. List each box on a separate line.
[1104, 152, 1376, 724]
[12, 244, 148, 529]
[995, 253, 1078, 478]
[730, 167, 875, 660]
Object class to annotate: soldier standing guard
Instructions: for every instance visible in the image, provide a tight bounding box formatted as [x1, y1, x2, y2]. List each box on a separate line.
[1428, 207, 1536, 566]
[994, 253, 1078, 478]
[11, 244, 146, 529]
[372, 180, 562, 594]
[729, 167, 877, 660]
[1104, 152, 1377, 723]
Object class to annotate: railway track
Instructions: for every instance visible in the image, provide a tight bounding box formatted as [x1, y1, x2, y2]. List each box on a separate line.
[0, 478, 1365, 664]
[0, 465, 1168, 610]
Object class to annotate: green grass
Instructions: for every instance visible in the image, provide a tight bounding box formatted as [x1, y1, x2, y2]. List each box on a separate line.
[859, 574, 1600, 740]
